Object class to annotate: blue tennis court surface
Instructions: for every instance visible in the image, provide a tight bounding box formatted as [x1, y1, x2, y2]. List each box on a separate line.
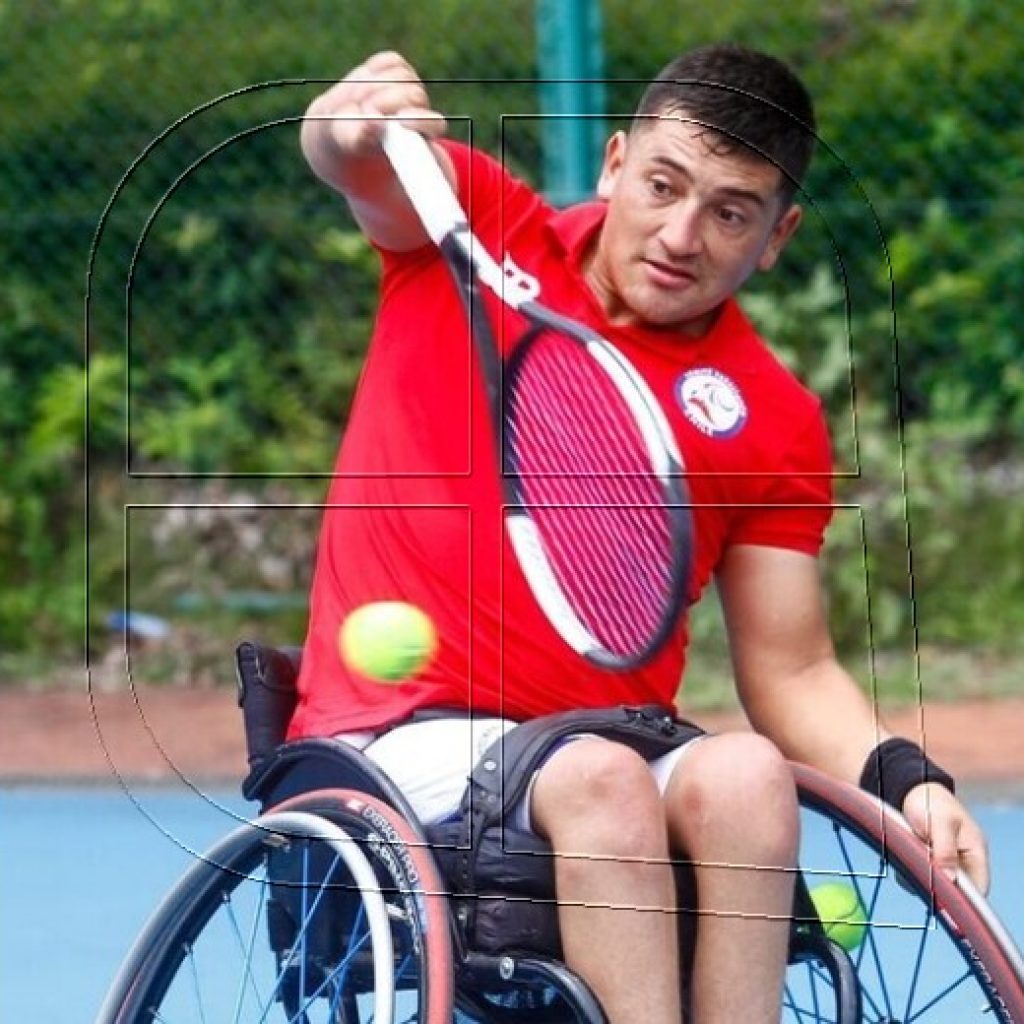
[3, 785, 1022, 1023]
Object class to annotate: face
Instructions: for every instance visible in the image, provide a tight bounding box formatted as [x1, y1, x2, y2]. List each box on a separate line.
[586, 117, 803, 335]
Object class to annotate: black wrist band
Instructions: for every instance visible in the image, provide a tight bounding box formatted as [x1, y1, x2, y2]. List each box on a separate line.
[859, 737, 956, 811]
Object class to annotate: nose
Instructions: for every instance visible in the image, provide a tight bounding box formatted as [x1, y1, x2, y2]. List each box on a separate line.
[657, 199, 704, 258]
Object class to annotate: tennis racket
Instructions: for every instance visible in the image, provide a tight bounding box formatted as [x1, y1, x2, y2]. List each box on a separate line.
[382, 122, 692, 670]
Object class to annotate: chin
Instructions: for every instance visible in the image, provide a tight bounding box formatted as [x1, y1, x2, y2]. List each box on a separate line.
[635, 295, 704, 328]
[648, 299, 722, 334]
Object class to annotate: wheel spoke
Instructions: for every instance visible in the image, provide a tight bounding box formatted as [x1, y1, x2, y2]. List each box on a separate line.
[788, 767, 1024, 1023]
[103, 778, 1019, 1024]
[186, 940, 208, 1024]
[906, 967, 977, 1022]
[256, 846, 349, 1023]
[901, 899, 933, 1021]
[226, 878, 270, 1021]
[292, 914, 373, 1022]
[831, 818, 895, 1022]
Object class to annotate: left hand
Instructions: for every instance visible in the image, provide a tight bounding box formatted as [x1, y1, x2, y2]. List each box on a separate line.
[902, 783, 990, 894]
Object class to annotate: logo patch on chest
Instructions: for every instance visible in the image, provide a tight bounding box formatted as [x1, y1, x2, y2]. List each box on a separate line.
[676, 368, 748, 438]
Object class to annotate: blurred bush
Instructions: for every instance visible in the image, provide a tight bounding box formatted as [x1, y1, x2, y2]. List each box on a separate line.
[2, 0, 1022, 694]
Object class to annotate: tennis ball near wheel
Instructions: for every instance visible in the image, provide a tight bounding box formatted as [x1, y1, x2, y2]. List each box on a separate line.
[338, 602, 438, 682]
[810, 883, 868, 951]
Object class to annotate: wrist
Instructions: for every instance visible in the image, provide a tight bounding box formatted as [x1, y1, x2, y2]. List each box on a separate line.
[859, 737, 956, 811]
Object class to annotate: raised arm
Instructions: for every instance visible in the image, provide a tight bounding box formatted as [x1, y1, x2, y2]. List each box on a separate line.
[717, 543, 990, 892]
[300, 50, 456, 252]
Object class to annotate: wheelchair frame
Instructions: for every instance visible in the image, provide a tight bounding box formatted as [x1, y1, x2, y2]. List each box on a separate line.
[95, 643, 1024, 1023]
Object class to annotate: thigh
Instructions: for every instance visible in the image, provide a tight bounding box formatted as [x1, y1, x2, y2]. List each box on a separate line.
[662, 731, 801, 867]
[519, 727, 708, 833]
[352, 717, 519, 825]
[662, 730, 796, 807]
[648, 732, 712, 794]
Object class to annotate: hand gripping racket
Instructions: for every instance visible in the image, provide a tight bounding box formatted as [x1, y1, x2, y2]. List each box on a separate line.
[382, 122, 692, 670]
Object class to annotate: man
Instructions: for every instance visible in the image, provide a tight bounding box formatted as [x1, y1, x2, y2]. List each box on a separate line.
[291, 44, 989, 1023]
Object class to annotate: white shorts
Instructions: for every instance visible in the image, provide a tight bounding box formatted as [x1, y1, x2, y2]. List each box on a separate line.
[335, 717, 707, 831]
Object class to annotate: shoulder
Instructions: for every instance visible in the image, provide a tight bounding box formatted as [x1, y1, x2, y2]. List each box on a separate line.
[728, 302, 819, 409]
[671, 301, 833, 485]
[698, 304, 834, 555]
[718, 301, 827, 446]
[438, 139, 549, 234]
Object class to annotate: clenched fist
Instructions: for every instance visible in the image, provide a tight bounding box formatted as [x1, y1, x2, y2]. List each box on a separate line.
[302, 51, 446, 163]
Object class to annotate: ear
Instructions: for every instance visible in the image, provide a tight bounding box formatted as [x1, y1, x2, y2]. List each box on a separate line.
[596, 130, 628, 200]
[757, 203, 803, 272]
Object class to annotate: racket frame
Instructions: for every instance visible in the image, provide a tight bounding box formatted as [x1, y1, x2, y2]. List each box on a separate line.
[382, 122, 692, 669]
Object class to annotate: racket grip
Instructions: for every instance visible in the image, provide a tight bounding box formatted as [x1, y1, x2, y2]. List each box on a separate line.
[381, 121, 467, 245]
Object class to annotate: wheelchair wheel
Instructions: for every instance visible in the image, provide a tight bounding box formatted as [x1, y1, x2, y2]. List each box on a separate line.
[96, 791, 453, 1024]
[787, 763, 1024, 1023]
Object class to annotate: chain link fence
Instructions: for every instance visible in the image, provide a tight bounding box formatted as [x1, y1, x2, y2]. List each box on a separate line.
[2, 0, 1022, 690]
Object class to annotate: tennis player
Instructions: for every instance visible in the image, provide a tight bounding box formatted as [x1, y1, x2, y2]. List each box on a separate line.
[291, 44, 989, 1023]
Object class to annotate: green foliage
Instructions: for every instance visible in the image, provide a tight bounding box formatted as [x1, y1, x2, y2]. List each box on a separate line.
[2, 0, 1023, 688]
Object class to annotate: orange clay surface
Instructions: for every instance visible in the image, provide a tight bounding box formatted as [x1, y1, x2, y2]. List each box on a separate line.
[2, 687, 1022, 789]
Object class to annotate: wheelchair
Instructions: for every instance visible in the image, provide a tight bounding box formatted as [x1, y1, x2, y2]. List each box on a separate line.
[97, 641, 1024, 1023]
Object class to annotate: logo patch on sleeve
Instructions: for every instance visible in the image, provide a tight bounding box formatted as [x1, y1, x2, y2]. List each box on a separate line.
[676, 368, 748, 438]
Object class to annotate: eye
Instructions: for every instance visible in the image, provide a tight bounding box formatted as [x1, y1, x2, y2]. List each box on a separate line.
[717, 206, 747, 228]
[647, 175, 674, 200]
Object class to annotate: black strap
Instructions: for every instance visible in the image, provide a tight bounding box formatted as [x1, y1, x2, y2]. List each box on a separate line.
[451, 705, 705, 895]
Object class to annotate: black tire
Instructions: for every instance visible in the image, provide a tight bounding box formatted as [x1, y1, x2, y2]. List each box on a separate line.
[96, 790, 454, 1024]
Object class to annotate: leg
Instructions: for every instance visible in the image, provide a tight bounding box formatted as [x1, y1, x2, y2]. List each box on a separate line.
[664, 733, 800, 1024]
[531, 738, 681, 1024]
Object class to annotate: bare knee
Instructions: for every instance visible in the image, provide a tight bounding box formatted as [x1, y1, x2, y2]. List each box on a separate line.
[532, 739, 667, 859]
[666, 733, 799, 866]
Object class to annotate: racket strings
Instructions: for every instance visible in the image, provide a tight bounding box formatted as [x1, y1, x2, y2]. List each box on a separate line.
[507, 334, 650, 477]
[536, 504, 672, 654]
[505, 329, 680, 656]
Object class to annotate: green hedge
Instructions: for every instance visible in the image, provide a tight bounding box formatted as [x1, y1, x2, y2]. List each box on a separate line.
[2, 0, 1022, 682]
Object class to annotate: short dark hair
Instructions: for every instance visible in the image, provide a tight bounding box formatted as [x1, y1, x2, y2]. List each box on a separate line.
[634, 43, 817, 207]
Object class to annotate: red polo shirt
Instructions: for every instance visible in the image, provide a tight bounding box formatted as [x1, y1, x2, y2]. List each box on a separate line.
[287, 140, 833, 738]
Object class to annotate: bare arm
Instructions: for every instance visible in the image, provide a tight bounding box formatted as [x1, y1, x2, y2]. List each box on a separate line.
[300, 51, 456, 252]
[716, 544, 884, 781]
[717, 543, 989, 891]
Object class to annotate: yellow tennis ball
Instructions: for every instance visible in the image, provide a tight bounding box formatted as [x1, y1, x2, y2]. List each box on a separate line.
[339, 602, 438, 682]
[810, 883, 868, 951]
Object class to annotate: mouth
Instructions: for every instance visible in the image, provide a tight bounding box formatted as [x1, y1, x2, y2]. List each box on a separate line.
[643, 258, 697, 289]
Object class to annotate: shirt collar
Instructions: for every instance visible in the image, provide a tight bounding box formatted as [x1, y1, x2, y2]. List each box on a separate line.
[548, 201, 607, 273]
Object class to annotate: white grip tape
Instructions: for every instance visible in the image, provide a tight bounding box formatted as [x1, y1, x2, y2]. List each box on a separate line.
[381, 122, 533, 308]
[381, 121, 467, 245]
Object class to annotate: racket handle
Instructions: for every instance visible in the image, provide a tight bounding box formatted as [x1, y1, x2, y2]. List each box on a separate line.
[382, 121, 540, 309]
[382, 121, 467, 246]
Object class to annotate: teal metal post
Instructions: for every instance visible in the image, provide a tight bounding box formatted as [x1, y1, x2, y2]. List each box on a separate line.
[535, 0, 606, 206]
